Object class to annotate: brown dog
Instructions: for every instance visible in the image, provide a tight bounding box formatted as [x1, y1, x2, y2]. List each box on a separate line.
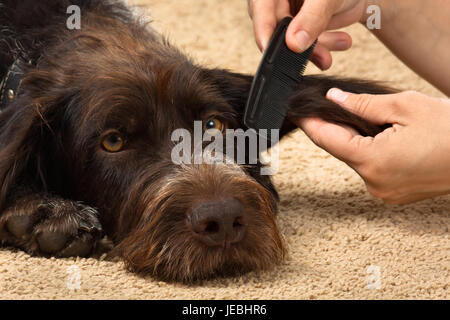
[0, 0, 392, 282]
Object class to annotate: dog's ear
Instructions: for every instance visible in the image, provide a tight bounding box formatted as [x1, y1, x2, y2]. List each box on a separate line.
[0, 102, 56, 209]
[201, 68, 294, 139]
[284, 75, 396, 136]
[203, 69, 395, 137]
[201, 68, 253, 118]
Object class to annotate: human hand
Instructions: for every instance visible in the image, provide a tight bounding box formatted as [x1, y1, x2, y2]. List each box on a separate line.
[297, 89, 450, 204]
[248, 0, 368, 70]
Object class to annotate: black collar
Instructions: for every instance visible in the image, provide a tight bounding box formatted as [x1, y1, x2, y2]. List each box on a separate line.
[0, 60, 25, 111]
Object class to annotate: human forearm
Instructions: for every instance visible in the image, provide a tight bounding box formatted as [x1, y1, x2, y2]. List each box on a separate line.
[365, 0, 450, 96]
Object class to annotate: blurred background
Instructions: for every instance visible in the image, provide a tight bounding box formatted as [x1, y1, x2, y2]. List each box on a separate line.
[130, 0, 444, 97]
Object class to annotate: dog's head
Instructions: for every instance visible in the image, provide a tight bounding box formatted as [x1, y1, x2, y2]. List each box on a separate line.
[0, 15, 290, 282]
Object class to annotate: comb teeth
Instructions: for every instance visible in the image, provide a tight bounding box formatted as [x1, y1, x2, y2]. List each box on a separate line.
[273, 43, 314, 82]
[244, 17, 316, 137]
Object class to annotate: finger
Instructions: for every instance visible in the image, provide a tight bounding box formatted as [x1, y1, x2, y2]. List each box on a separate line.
[326, 88, 404, 125]
[249, 0, 278, 51]
[325, 2, 369, 30]
[309, 33, 351, 70]
[309, 43, 332, 70]
[275, 0, 291, 21]
[296, 117, 372, 164]
[318, 31, 352, 51]
[285, 0, 339, 52]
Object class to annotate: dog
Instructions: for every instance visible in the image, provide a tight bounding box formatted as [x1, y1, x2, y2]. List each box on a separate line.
[0, 0, 393, 282]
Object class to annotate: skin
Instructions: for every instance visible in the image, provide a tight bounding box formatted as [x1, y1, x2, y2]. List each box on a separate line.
[249, 0, 450, 204]
[299, 90, 450, 204]
[248, 0, 364, 70]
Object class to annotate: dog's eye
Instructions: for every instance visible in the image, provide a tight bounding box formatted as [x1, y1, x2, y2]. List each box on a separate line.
[102, 132, 124, 152]
[204, 118, 224, 133]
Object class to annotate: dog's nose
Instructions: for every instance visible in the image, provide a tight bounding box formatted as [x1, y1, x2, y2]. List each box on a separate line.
[188, 198, 247, 246]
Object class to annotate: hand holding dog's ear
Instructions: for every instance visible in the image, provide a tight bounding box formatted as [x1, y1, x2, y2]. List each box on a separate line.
[298, 89, 450, 205]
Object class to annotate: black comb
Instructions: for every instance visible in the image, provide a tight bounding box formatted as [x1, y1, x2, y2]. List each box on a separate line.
[244, 17, 316, 134]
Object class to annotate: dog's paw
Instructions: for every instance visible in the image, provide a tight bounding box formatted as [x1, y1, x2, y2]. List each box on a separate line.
[0, 200, 103, 257]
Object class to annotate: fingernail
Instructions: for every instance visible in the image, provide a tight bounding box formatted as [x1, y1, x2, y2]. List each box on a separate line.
[261, 38, 268, 52]
[294, 30, 311, 52]
[327, 88, 349, 103]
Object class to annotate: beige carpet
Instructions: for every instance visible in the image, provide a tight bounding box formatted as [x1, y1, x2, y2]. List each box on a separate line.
[1, 0, 449, 299]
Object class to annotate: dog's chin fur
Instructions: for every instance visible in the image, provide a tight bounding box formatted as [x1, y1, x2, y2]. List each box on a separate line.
[0, 0, 393, 282]
[112, 163, 285, 282]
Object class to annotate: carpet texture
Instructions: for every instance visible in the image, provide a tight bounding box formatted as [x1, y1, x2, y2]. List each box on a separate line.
[0, 0, 448, 299]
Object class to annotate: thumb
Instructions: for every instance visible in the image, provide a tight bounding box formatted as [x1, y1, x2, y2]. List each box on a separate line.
[297, 117, 372, 165]
[286, 0, 337, 52]
[326, 88, 403, 125]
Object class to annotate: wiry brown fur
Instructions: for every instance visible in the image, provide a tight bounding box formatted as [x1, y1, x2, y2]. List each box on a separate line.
[114, 163, 285, 282]
[0, 0, 393, 282]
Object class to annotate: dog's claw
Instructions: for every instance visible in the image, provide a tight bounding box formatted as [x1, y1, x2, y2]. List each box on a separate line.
[79, 219, 102, 233]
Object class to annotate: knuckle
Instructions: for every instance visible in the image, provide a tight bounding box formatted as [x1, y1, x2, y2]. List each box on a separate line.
[301, 5, 330, 19]
[352, 93, 373, 116]
[397, 90, 420, 104]
[401, 90, 420, 98]
[390, 90, 421, 113]
[295, 8, 329, 31]
[310, 133, 324, 149]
